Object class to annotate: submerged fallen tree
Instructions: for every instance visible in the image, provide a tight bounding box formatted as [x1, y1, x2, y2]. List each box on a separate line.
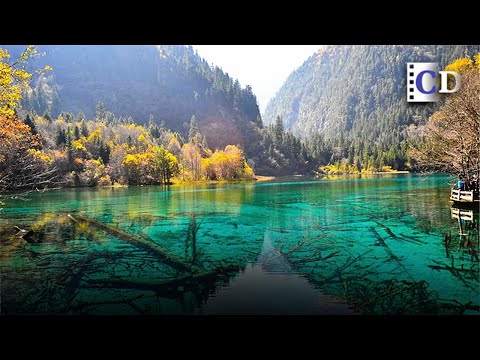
[84, 264, 240, 297]
[67, 214, 192, 272]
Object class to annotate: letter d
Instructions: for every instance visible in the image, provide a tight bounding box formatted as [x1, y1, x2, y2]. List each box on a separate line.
[439, 71, 461, 93]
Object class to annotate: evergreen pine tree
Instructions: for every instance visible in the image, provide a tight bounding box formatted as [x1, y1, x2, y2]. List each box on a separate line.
[81, 122, 89, 137]
[43, 110, 52, 122]
[56, 128, 67, 146]
[96, 101, 106, 121]
[24, 114, 38, 135]
[74, 125, 80, 140]
[188, 115, 200, 143]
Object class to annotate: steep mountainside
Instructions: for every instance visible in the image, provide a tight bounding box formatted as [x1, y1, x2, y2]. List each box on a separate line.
[264, 45, 480, 150]
[3, 45, 263, 155]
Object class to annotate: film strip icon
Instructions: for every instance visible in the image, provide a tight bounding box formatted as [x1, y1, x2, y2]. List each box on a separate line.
[407, 62, 439, 103]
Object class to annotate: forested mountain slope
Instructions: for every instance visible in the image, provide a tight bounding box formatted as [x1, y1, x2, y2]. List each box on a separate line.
[263, 45, 480, 168]
[3, 45, 263, 155]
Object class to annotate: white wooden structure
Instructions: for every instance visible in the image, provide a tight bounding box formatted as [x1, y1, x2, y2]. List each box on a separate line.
[450, 189, 478, 203]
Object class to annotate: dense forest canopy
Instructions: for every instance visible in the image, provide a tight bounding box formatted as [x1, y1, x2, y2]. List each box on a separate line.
[1, 44, 479, 192]
[264, 45, 480, 173]
[0, 46, 258, 193]
[0, 45, 327, 177]
[32, 114, 255, 186]
[3, 45, 263, 159]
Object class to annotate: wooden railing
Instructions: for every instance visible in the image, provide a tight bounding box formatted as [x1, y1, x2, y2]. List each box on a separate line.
[450, 188, 474, 202]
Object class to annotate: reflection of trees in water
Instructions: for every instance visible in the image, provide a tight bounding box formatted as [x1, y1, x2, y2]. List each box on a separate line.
[404, 188, 451, 233]
[390, 192, 450, 234]
[185, 213, 203, 264]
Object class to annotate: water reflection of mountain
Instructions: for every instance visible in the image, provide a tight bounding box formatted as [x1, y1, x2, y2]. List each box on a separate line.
[198, 233, 354, 314]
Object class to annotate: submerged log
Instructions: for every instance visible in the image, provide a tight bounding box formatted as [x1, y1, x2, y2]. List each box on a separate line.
[14, 226, 36, 243]
[428, 264, 478, 274]
[67, 214, 192, 272]
[371, 226, 399, 261]
[370, 226, 417, 280]
[22, 230, 36, 243]
[397, 233, 426, 245]
[267, 228, 289, 233]
[438, 300, 480, 313]
[69, 294, 146, 313]
[84, 265, 240, 297]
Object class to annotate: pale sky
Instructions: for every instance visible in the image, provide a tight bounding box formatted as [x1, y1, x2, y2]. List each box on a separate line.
[192, 45, 322, 113]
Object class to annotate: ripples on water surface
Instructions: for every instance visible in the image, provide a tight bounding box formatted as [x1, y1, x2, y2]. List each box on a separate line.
[1, 174, 478, 315]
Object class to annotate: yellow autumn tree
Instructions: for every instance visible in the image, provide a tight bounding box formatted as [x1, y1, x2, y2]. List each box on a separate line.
[201, 157, 216, 180]
[122, 153, 142, 185]
[475, 54, 480, 69]
[0, 46, 52, 118]
[244, 161, 255, 180]
[151, 146, 179, 184]
[79, 159, 107, 187]
[181, 143, 202, 180]
[137, 133, 151, 152]
[445, 57, 474, 73]
[0, 46, 56, 193]
[167, 135, 182, 157]
[224, 145, 245, 178]
[202, 145, 254, 180]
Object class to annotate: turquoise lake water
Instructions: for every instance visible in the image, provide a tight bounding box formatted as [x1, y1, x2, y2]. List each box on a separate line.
[1, 173, 478, 314]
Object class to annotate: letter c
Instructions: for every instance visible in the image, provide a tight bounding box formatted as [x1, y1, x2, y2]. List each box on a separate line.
[416, 70, 436, 94]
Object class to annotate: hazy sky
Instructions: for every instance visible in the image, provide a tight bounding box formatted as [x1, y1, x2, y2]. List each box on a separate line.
[193, 45, 322, 113]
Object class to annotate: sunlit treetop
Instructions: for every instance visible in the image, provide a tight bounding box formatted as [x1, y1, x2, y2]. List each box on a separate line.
[445, 53, 480, 73]
[0, 46, 52, 118]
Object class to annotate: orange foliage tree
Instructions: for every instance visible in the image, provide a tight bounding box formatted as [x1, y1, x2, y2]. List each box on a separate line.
[0, 117, 57, 191]
[0, 46, 56, 193]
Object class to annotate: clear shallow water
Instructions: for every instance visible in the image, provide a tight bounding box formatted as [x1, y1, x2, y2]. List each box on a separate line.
[1, 174, 478, 315]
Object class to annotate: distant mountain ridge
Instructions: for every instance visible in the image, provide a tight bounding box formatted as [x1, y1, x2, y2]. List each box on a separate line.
[2, 45, 263, 154]
[263, 45, 480, 148]
[3, 44, 478, 175]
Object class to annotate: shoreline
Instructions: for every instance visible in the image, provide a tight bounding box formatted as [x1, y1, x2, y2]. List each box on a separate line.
[366, 170, 410, 174]
[253, 175, 276, 182]
[0, 172, 423, 195]
[1, 176, 277, 196]
[165, 175, 276, 185]
[317, 170, 410, 177]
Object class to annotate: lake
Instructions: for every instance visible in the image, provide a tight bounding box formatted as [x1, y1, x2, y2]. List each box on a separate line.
[1, 174, 478, 315]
